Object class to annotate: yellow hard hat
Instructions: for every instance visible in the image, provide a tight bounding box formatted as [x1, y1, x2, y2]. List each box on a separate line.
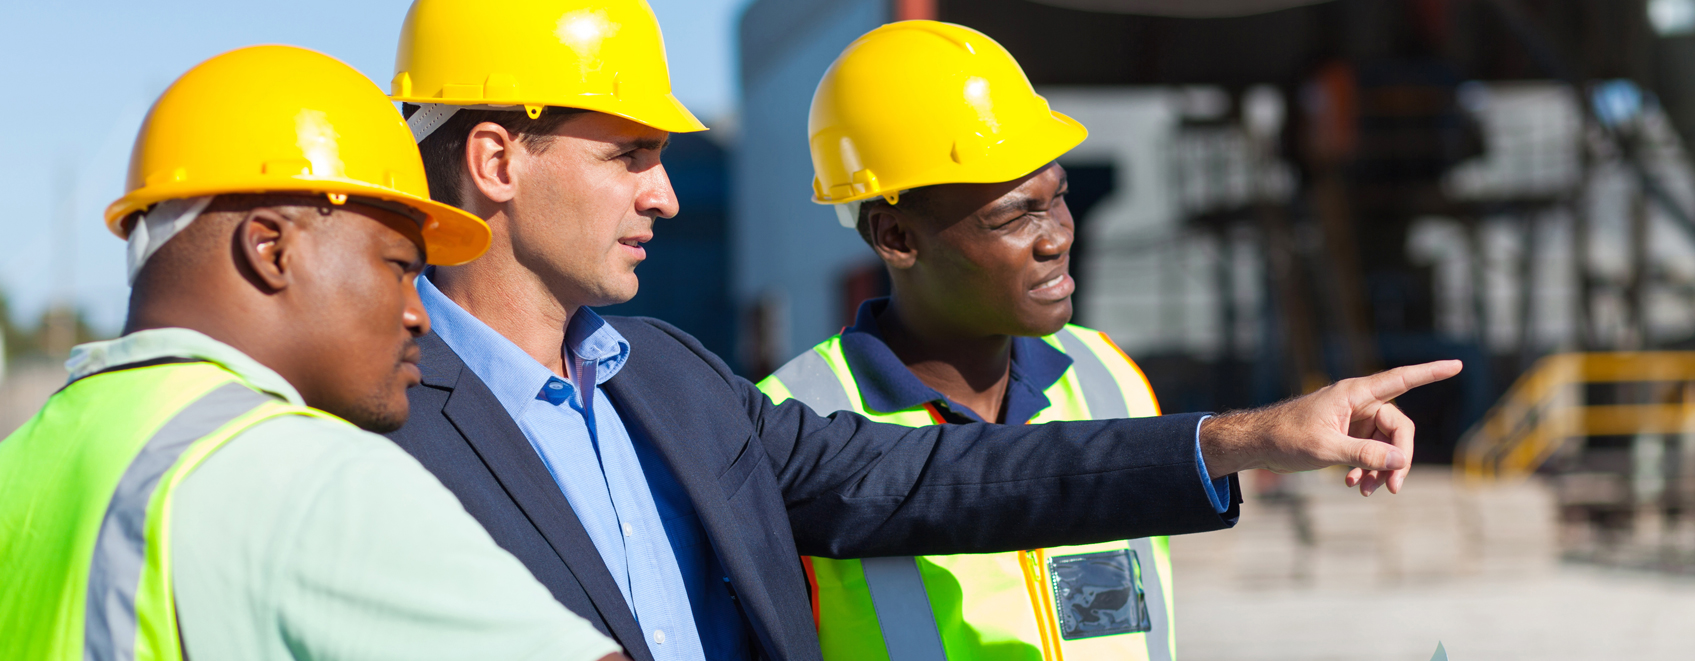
[105, 45, 491, 266]
[809, 21, 1087, 205]
[392, 0, 706, 133]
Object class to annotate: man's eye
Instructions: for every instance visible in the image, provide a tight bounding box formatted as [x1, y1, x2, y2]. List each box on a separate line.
[996, 214, 1029, 230]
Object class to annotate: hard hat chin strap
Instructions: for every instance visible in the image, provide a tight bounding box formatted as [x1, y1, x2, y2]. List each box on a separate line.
[407, 103, 462, 144]
[833, 190, 909, 229]
[127, 196, 214, 284]
[833, 200, 862, 229]
[407, 103, 552, 143]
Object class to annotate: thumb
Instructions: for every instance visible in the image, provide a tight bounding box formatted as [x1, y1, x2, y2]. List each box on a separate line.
[1326, 431, 1408, 472]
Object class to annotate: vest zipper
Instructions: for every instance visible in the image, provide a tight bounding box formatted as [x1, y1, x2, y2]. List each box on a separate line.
[1018, 549, 1066, 661]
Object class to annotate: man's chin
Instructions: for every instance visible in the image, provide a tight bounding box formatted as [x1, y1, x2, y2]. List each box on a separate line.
[1018, 307, 1074, 338]
[585, 277, 640, 307]
[348, 409, 408, 433]
[334, 392, 410, 433]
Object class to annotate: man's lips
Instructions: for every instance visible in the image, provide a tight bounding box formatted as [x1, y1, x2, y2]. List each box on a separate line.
[1029, 271, 1075, 302]
[400, 342, 422, 384]
[618, 234, 651, 258]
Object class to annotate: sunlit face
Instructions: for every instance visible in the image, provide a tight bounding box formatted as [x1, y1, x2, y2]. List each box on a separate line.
[896, 163, 1075, 337]
[505, 112, 677, 307]
[289, 203, 429, 432]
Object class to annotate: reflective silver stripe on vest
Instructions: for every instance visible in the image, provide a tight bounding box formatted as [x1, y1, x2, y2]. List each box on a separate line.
[1055, 329, 1129, 419]
[770, 347, 856, 415]
[862, 556, 949, 661]
[1128, 537, 1172, 661]
[1057, 331, 1172, 659]
[84, 382, 272, 661]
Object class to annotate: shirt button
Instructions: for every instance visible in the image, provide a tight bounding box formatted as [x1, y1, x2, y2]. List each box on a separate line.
[622, 522, 634, 537]
[548, 382, 564, 390]
[653, 629, 666, 645]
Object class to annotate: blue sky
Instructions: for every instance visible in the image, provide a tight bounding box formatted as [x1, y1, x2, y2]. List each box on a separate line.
[0, 0, 747, 335]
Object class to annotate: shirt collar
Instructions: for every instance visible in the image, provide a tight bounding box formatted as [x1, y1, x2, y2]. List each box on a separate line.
[65, 327, 305, 405]
[418, 271, 630, 419]
[838, 297, 1074, 423]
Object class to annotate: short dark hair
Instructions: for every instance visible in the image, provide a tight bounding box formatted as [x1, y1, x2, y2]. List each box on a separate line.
[404, 104, 589, 208]
[854, 186, 934, 247]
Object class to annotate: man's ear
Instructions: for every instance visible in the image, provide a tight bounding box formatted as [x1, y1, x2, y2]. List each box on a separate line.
[235, 208, 299, 293]
[464, 121, 520, 207]
[868, 206, 919, 270]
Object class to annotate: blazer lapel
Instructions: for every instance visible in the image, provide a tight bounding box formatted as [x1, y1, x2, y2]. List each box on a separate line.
[427, 336, 655, 661]
[602, 374, 788, 660]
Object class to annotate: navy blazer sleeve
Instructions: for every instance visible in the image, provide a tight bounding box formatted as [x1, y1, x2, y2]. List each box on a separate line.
[622, 317, 1240, 559]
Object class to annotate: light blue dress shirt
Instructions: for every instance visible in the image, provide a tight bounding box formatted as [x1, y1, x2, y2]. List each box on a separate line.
[419, 275, 713, 660]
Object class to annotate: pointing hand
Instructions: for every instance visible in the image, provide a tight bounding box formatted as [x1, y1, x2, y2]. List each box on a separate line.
[1197, 360, 1464, 495]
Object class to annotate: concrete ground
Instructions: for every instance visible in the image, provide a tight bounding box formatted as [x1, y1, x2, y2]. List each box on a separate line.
[1169, 470, 1695, 660]
[1173, 563, 1695, 660]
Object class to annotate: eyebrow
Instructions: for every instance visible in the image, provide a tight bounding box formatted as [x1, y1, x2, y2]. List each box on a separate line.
[613, 136, 669, 153]
[986, 173, 1070, 218]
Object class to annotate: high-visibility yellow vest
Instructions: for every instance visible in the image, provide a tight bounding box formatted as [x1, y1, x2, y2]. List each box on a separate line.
[758, 324, 1176, 661]
[0, 361, 341, 661]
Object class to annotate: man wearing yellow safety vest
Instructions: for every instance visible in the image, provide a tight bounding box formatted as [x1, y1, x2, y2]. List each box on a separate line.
[381, 2, 1459, 660]
[0, 46, 627, 661]
[758, 21, 1472, 660]
[758, 21, 1188, 661]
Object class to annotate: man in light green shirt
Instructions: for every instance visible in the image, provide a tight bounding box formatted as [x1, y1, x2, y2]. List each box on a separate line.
[0, 46, 626, 661]
[73, 328, 626, 661]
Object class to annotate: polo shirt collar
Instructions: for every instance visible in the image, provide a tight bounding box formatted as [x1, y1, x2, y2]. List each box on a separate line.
[65, 327, 305, 405]
[837, 297, 1073, 424]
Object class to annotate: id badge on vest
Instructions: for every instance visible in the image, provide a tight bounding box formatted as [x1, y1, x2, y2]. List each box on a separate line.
[1047, 548, 1153, 640]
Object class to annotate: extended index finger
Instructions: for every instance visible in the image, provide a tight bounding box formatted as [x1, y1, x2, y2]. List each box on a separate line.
[1352, 360, 1463, 405]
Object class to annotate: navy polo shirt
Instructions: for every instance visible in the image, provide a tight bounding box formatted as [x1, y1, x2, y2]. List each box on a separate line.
[836, 297, 1231, 512]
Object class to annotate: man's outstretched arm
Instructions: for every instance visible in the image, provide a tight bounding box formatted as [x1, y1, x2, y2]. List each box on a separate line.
[635, 317, 1461, 554]
[743, 358, 1460, 557]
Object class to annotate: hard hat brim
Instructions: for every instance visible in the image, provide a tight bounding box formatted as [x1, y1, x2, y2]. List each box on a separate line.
[105, 178, 492, 267]
[812, 110, 1087, 205]
[389, 91, 709, 134]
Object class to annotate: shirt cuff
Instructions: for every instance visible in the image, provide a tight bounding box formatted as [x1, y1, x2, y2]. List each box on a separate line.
[1194, 415, 1232, 513]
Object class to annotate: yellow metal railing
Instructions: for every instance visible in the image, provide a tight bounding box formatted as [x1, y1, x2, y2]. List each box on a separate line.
[1457, 352, 1695, 481]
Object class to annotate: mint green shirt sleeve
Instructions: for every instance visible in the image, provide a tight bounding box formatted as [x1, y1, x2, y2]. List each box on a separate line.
[172, 415, 622, 661]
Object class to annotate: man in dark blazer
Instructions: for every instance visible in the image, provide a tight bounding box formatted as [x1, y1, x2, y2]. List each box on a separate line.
[393, 304, 1450, 661]
[384, 2, 1459, 659]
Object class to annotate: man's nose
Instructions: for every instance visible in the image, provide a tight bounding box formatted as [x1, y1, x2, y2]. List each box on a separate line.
[1036, 217, 1074, 257]
[638, 164, 680, 219]
[404, 280, 431, 337]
